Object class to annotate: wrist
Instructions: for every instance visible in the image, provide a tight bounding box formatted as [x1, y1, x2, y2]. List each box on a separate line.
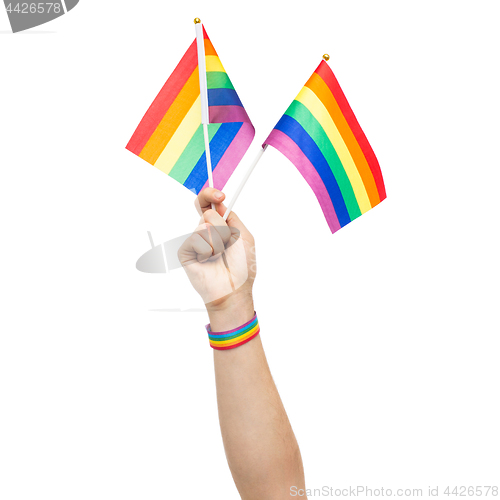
[206, 307, 259, 351]
[206, 289, 254, 332]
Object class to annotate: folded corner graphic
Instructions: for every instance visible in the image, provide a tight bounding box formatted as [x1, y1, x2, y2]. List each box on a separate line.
[136, 244, 167, 274]
[137, 230, 242, 273]
[136, 234, 187, 274]
[4, 0, 79, 33]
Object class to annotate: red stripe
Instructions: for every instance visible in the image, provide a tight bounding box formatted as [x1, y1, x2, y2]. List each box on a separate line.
[126, 40, 198, 155]
[202, 27, 219, 57]
[315, 60, 386, 201]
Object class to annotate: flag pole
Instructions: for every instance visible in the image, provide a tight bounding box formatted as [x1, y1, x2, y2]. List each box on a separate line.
[222, 53, 332, 221]
[194, 18, 216, 210]
[222, 145, 268, 221]
[194, 18, 234, 290]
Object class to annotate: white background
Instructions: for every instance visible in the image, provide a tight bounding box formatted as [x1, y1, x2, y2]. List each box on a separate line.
[1, 1, 499, 498]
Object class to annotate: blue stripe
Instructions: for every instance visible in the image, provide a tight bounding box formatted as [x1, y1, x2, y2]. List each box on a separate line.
[208, 317, 259, 341]
[208, 88, 243, 107]
[184, 122, 243, 194]
[274, 115, 351, 226]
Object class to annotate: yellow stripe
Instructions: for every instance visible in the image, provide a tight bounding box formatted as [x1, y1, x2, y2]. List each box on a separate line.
[153, 96, 202, 174]
[210, 325, 259, 347]
[206, 55, 225, 73]
[296, 86, 372, 214]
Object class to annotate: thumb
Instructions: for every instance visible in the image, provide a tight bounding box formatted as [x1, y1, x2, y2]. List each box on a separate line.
[225, 210, 251, 238]
[225, 209, 242, 228]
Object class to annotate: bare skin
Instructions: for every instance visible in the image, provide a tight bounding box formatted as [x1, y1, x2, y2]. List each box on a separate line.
[178, 188, 307, 500]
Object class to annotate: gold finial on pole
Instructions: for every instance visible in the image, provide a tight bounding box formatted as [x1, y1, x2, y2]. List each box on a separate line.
[194, 17, 201, 24]
[323, 54, 330, 61]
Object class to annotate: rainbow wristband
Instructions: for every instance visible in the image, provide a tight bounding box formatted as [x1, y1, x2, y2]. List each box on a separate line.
[206, 312, 260, 350]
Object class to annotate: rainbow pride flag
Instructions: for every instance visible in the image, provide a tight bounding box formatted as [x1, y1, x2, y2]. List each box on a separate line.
[264, 59, 386, 233]
[126, 27, 254, 194]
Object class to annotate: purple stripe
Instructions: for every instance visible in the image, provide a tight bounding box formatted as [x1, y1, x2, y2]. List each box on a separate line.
[206, 312, 258, 335]
[209, 105, 251, 124]
[264, 129, 341, 233]
[203, 122, 255, 191]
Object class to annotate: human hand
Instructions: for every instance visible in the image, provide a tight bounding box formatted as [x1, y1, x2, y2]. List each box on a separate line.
[178, 188, 256, 328]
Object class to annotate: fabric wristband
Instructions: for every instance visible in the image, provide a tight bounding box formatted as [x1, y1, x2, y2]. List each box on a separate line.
[206, 312, 260, 350]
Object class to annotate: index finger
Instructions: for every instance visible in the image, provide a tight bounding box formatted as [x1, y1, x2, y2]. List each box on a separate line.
[195, 188, 226, 215]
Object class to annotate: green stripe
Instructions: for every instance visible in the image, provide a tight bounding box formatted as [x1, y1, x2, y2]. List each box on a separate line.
[209, 319, 259, 341]
[207, 72, 234, 90]
[169, 124, 221, 184]
[285, 100, 361, 219]
[210, 328, 252, 342]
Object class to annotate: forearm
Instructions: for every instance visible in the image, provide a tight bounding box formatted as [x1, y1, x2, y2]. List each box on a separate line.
[209, 294, 306, 499]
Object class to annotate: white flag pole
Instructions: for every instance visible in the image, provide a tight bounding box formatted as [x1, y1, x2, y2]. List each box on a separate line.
[194, 18, 234, 290]
[194, 18, 215, 210]
[222, 54, 331, 221]
[222, 145, 268, 221]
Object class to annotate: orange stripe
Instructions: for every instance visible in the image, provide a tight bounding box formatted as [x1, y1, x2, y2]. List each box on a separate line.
[305, 73, 380, 206]
[204, 38, 218, 57]
[140, 67, 200, 165]
[209, 325, 260, 347]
